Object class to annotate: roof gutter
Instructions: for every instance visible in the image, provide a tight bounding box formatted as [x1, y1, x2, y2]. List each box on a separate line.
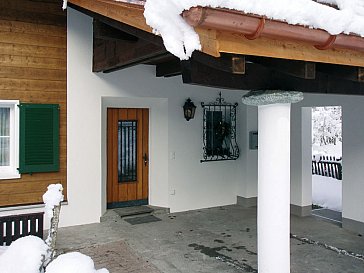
[182, 6, 364, 53]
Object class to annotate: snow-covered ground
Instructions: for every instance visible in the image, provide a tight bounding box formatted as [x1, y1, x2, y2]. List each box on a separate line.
[0, 246, 8, 256]
[312, 175, 342, 212]
[312, 106, 342, 212]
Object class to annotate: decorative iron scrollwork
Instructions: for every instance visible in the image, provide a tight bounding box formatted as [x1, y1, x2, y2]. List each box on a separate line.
[201, 92, 239, 162]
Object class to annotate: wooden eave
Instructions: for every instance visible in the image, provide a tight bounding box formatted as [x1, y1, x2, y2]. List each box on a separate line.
[68, 0, 364, 67]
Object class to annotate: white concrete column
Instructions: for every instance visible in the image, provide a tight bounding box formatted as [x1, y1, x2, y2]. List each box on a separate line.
[258, 103, 291, 273]
[242, 91, 303, 273]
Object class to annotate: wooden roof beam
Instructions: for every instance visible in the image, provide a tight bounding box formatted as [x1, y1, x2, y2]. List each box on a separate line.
[181, 57, 364, 95]
[93, 20, 138, 42]
[248, 57, 316, 79]
[316, 63, 364, 83]
[93, 37, 167, 73]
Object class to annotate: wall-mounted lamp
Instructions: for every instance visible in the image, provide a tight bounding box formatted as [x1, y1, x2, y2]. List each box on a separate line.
[183, 98, 196, 121]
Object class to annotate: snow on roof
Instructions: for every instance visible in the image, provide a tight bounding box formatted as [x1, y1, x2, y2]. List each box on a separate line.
[139, 0, 364, 59]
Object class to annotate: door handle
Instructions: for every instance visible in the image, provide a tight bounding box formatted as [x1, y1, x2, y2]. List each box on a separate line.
[143, 153, 149, 166]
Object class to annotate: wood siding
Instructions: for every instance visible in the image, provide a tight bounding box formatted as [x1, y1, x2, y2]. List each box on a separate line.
[0, 0, 67, 207]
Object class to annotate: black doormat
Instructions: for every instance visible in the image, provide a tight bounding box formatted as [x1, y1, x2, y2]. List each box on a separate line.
[124, 215, 161, 225]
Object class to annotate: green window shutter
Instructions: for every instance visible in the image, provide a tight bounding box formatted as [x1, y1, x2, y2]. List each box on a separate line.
[18, 104, 60, 174]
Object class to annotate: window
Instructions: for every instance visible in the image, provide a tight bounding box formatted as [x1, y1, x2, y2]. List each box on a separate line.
[201, 93, 239, 162]
[206, 110, 231, 157]
[0, 100, 20, 179]
[118, 120, 137, 182]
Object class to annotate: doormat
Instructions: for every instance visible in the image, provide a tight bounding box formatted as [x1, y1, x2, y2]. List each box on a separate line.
[124, 215, 161, 225]
[114, 206, 154, 218]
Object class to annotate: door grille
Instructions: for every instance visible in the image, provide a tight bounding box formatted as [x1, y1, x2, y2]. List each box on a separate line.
[118, 120, 137, 182]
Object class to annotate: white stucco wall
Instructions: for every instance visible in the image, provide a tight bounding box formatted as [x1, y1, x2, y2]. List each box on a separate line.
[57, 8, 250, 227]
[292, 93, 364, 225]
[236, 106, 258, 198]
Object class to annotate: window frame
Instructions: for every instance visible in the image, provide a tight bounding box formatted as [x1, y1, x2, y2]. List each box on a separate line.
[201, 93, 239, 162]
[0, 100, 20, 179]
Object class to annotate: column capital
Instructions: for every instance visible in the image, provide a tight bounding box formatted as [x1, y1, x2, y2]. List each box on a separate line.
[242, 90, 303, 106]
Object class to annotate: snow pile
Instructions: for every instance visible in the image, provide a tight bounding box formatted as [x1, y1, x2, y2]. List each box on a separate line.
[0, 236, 48, 273]
[312, 175, 342, 211]
[0, 245, 8, 256]
[142, 0, 364, 59]
[45, 252, 109, 273]
[43, 184, 64, 218]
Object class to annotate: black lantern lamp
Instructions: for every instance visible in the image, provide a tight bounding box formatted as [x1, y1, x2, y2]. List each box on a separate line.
[183, 98, 196, 121]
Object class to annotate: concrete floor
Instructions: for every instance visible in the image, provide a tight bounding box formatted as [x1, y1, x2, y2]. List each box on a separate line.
[56, 205, 364, 273]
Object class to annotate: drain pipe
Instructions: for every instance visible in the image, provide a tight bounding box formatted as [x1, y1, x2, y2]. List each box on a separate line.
[183, 7, 364, 53]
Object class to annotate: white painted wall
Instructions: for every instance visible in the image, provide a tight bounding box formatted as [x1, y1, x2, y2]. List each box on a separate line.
[236, 106, 258, 198]
[57, 8, 250, 227]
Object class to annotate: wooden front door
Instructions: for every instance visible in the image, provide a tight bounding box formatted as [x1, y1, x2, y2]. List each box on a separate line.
[107, 108, 149, 208]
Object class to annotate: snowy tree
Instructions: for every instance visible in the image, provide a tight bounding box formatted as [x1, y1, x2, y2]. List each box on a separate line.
[312, 106, 342, 146]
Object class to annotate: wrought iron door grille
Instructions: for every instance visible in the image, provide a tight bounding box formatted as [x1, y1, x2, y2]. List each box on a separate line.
[118, 120, 137, 182]
[201, 93, 239, 162]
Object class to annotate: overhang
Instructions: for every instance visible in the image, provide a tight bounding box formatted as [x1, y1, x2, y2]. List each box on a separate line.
[68, 0, 364, 67]
[67, 0, 364, 95]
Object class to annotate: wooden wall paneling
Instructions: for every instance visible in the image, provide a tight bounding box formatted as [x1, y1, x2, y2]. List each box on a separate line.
[0, 43, 66, 59]
[0, 0, 66, 26]
[0, 19, 66, 37]
[0, 79, 66, 92]
[0, 55, 66, 70]
[0, 0, 67, 207]
[0, 32, 66, 48]
[1, 0, 66, 15]
[0, 66, 66, 81]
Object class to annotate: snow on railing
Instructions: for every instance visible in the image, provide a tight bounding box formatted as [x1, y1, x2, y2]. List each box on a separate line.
[42, 184, 64, 266]
[312, 155, 342, 180]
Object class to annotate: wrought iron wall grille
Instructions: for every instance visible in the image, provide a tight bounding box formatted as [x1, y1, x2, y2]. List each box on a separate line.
[201, 93, 239, 162]
[118, 120, 137, 182]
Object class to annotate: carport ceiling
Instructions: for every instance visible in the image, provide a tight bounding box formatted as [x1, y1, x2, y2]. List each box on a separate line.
[68, 0, 364, 95]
